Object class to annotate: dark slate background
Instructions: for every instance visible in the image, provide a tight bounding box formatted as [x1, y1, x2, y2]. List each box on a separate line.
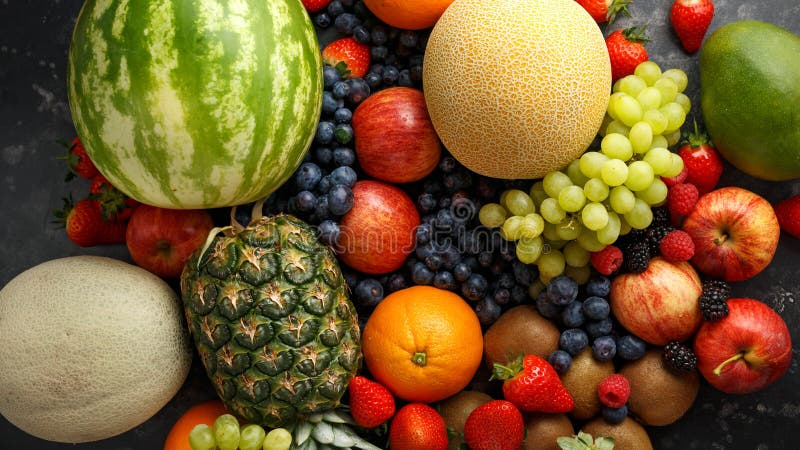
[1, 0, 798, 449]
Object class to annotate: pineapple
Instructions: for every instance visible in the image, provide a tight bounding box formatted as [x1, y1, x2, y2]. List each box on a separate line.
[180, 206, 362, 429]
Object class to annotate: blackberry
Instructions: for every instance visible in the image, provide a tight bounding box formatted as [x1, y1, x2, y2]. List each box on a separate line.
[625, 240, 651, 273]
[645, 225, 675, 256]
[652, 205, 670, 227]
[663, 341, 697, 371]
[699, 279, 731, 321]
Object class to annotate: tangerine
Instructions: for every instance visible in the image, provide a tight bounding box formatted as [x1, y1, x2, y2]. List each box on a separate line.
[163, 399, 229, 450]
[363, 0, 454, 30]
[361, 286, 484, 403]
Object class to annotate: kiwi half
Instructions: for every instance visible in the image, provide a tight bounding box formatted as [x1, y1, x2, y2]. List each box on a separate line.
[483, 305, 560, 367]
[436, 390, 493, 450]
[522, 413, 574, 450]
[581, 416, 654, 450]
[559, 348, 616, 420]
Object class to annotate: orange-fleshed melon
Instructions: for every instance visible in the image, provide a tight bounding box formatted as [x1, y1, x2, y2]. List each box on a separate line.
[423, 0, 611, 179]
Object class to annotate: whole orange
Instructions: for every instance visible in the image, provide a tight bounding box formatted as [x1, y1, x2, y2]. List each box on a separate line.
[361, 285, 483, 403]
[363, 0, 454, 30]
[163, 399, 229, 450]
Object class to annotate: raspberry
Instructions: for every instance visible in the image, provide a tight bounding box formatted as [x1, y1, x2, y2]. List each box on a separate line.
[663, 341, 697, 371]
[667, 183, 700, 217]
[590, 245, 623, 275]
[597, 374, 630, 408]
[659, 230, 695, 262]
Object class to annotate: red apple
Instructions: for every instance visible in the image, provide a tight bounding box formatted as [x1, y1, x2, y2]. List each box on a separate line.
[694, 298, 792, 394]
[126, 205, 215, 278]
[352, 86, 441, 183]
[609, 257, 703, 345]
[337, 180, 420, 274]
[682, 186, 779, 282]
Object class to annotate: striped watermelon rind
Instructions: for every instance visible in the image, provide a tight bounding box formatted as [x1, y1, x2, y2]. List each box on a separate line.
[67, 0, 323, 209]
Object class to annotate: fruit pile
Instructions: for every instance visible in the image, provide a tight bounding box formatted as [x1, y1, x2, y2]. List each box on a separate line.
[0, 0, 798, 449]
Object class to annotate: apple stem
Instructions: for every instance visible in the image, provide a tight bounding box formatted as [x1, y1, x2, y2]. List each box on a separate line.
[712, 351, 745, 376]
[713, 234, 728, 245]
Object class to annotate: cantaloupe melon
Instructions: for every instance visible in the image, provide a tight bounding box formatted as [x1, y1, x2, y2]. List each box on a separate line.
[0, 256, 192, 443]
[423, 0, 611, 179]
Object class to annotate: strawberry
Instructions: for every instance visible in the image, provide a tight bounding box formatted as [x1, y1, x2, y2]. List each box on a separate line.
[388, 403, 448, 450]
[774, 194, 800, 239]
[491, 354, 574, 413]
[670, 0, 715, 53]
[301, 0, 331, 13]
[322, 37, 370, 79]
[348, 375, 396, 428]
[89, 174, 139, 221]
[677, 121, 723, 195]
[575, 0, 630, 24]
[59, 137, 99, 181]
[53, 196, 127, 247]
[605, 26, 650, 82]
[463, 400, 524, 450]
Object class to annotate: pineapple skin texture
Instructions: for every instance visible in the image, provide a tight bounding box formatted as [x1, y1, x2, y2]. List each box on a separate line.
[180, 214, 362, 428]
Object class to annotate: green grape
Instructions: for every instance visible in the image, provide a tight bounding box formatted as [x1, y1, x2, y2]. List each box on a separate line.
[189, 424, 216, 450]
[643, 147, 673, 175]
[504, 189, 536, 216]
[262, 428, 292, 450]
[516, 236, 544, 264]
[634, 61, 662, 86]
[598, 114, 614, 137]
[661, 68, 688, 92]
[642, 109, 668, 136]
[501, 215, 524, 241]
[584, 177, 609, 202]
[565, 263, 592, 285]
[609, 185, 636, 214]
[563, 240, 591, 267]
[579, 151, 609, 178]
[528, 280, 546, 300]
[240, 424, 267, 450]
[665, 129, 682, 147]
[499, 189, 510, 207]
[619, 215, 632, 235]
[581, 202, 609, 231]
[660, 102, 686, 133]
[605, 119, 631, 137]
[556, 219, 583, 241]
[566, 159, 590, 186]
[628, 121, 653, 154]
[625, 160, 655, 191]
[674, 92, 692, 114]
[214, 414, 241, 450]
[615, 94, 644, 127]
[576, 228, 607, 252]
[650, 133, 669, 150]
[624, 198, 654, 229]
[654, 77, 678, 105]
[600, 159, 629, 187]
[543, 222, 561, 242]
[616, 74, 648, 97]
[596, 211, 621, 245]
[607, 92, 626, 120]
[547, 238, 568, 250]
[558, 185, 587, 212]
[637, 177, 668, 205]
[529, 181, 549, 207]
[636, 86, 662, 111]
[661, 152, 685, 178]
[479, 203, 508, 228]
[538, 249, 566, 284]
[519, 213, 545, 238]
[601, 133, 633, 161]
[540, 197, 567, 224]
[542, 171, 573, 198]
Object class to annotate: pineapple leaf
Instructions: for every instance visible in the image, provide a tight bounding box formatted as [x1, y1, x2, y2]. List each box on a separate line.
[311, 421, 335, 444]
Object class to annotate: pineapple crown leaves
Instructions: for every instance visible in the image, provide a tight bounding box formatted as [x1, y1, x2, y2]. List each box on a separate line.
[289, 409, 382, 450]
[606, 0, 632, 24]
[682, 119, 712, 148]
[195, 198, 269, 270]
[557, 431, 615, 450]
[489, 353, 525, 381]
[622, 25, 651, 45]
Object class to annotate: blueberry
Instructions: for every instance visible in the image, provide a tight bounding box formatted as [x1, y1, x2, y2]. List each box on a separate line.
[440, 244, 462, 270]
[415, 241, 435, 261]
[371, 45, 388, 62]
[322, 91, 339, 116]
[546, 275, 579, 305]
[497, 273, 515, 290]
[617, 335, 647, 361]
[586, 275, 612, 298]
[314, 12, 332, 28]
[463, 256, 480, 271]
[561, 300, 585, 328]
[559, 328, 589, 356]
[409, 64, 423, 83]
[586, 318, 614, 338]
[415, 223, 433, 246]
[354, 278, 383, 307]
[315, 121, 335, 145]
[386, 273, 408, 292]
[294, 190, 317, 213]
[512, 260, 536, 287]
[592, 335, 617, 362]
[326, 0, 345, 16]
[317, 219, 340, 247]
[334, 12, 360, 35]
[411, 262, 434, 285]
[333, 123, 353, 144]
[331, 80, 350, 99]
[511, 285, 527, 304]
[370, 25, 388, 45]
[435, 209, 455, 231]
[333, 107, 353, 124]
[330, 166, 357, 187]
[493, 287, 511, 305]
[333, 147, 356, 166]
[601, 405, 628, 425]
[433, 271, 457, 291]
[548, 350, 573, 375]
[461, 274, 488, 302]
[399, 30, 419, 48]
[318, 175, 334, 194]
[328, 185, 355, 216]
[582, 296, 611, 320]
[345, 78, 370, 104]
[462, 230, 482, 255]
[314, 146, 333, 166]
[352, 25, 371, 44]
[382, 65, 400, 84]
[398, 69, 412, 87]
[453, 262, 472, 282]
[474, 297, 502, 325]
[295, 162, 323, 191]
[425, 254, 443, 271]
[443, 170, 472, 192]
[451, 197, 476, 223]
[477, 251, 493, 268]
[363, 72, 382, 89]
[416, 193, 438, 214]
[341, 267, 359, 290]
[535, 292, 562, 320]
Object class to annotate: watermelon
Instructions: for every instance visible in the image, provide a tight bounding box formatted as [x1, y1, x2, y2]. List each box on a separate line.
[67, 0, 323, 209]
